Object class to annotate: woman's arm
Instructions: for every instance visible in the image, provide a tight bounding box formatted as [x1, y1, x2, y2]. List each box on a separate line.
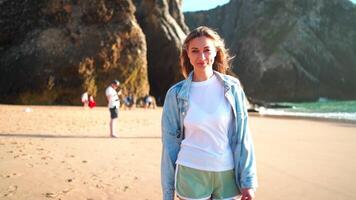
[236, 88, 258, 193]
[161, 88, 181, 200]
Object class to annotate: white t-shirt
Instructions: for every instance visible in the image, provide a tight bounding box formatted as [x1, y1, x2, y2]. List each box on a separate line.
[176, 74, 234, 171]
[105, 86, 120, 108]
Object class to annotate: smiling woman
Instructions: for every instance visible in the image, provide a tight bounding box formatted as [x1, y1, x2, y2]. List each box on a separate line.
[161, 26, 257, 200]
[182, 0, 230, 12]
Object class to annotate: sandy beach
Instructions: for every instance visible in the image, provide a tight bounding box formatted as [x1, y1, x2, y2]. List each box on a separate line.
[0, 105, 355, 200]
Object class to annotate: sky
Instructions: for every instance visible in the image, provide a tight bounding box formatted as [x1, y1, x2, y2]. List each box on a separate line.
[182, 0, 356, 12]
[182, 0, 230, 12]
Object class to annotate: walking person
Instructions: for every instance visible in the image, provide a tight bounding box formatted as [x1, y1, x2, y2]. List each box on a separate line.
[105, 80, 121, 138]
[161, 26, 257, 200]
[81, 92, 89, 108]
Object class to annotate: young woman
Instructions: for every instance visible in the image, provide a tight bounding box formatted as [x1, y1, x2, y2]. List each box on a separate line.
[161, 26, 257, 200]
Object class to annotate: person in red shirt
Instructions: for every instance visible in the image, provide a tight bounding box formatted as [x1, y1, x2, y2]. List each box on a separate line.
[88, 95, 96, 109]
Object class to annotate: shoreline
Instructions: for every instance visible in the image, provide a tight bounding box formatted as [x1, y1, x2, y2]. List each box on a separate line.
[249, 112, 356, 125]
[2, 103, 355, 124]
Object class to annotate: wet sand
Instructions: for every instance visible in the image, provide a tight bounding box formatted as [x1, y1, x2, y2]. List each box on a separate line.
[0, 105, 355, 200]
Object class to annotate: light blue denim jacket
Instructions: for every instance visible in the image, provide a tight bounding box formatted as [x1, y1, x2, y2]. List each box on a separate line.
[161, 71, 258, 200]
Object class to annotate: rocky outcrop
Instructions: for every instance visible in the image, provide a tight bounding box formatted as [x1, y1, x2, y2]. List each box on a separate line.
[0, 0, 149, 105]
[185, 0, 356, 101]
[134, 0, 188, 104]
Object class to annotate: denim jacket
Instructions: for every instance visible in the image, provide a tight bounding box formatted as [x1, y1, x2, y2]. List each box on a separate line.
[161, 71, 258, 200]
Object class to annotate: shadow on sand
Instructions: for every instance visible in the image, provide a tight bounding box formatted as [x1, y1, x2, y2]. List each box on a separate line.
[0, 133, 161, 139]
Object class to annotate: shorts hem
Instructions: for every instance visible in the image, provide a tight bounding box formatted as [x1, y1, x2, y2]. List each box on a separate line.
[176, 192, 211, 200]
[212, 195, 241, 200]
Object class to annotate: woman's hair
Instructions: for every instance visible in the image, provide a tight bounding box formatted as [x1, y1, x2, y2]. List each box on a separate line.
[180, 26, 233, 78]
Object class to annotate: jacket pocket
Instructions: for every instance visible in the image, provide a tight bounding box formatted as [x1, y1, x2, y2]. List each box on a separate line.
[163, 127, 181, 137]
[171, 129, 181, 138]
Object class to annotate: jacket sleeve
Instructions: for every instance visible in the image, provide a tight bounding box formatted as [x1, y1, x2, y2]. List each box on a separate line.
[236, 87, 258, 190]
[161, 88, 181, 200]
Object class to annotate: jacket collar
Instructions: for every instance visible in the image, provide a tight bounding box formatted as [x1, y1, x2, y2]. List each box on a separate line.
[177, 70, 233, 101]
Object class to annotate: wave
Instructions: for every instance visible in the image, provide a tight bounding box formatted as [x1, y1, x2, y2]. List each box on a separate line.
[257, 107, 356, 122]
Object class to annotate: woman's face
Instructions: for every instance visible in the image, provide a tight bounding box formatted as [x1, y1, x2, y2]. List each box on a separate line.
[187, 36, 217, 72]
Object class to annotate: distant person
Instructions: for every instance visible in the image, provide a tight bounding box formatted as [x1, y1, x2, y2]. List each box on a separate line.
[123, 93, 135, 109]
[105, 80, 121, 138]
[144, 94, 156, 109]
[161, 26, 258, 200]
[88, 95, 96, 109]
[81, 92, 89, 108]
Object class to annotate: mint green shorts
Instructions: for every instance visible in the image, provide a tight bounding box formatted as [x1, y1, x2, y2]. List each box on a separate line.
[175, 165, 239, 200]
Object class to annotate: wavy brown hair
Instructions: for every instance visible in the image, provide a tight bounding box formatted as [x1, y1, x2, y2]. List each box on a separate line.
[180, 26, 233, 78]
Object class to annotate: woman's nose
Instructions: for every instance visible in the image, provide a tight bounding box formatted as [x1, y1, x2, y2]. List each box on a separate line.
[198, 52, 206, 59]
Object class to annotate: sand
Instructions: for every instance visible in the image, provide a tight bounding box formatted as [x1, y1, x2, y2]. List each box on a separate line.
[0, 105, 355, 200]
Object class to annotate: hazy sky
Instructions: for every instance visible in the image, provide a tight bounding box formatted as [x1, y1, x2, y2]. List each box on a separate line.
[182, 0, 230, 12]
[182, 0, 356, 12]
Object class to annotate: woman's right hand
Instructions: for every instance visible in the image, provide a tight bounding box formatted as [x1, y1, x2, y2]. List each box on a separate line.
[240, 188, 255, 200]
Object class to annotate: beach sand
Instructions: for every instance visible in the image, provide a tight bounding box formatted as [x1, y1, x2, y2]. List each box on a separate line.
[0, 105, 355, 200]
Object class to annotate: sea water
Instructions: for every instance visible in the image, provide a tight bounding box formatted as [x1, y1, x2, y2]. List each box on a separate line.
[257, 100, 356, 122]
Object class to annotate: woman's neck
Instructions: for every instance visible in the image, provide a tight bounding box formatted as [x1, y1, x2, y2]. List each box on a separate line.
[193, 68, 214, 82]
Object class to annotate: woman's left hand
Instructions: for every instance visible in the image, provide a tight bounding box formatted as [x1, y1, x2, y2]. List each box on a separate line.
[240, 188, 255, 200]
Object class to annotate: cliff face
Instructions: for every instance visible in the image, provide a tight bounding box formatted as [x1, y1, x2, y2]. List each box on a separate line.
[185, 0, 356, 101]
[134, 0, 188, 104]
[0, 0, 149, 105]
[4, 0, 352, 105]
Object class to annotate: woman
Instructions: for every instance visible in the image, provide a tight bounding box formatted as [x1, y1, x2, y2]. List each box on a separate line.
[161, 26, 257, 200]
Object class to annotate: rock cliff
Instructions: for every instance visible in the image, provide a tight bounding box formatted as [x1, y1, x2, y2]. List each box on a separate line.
[0, 0, 149, 105]
[185, 0, 356, 101]
[134, 0, 188, 104]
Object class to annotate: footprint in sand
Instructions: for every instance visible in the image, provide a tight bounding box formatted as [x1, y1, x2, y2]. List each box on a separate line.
[65, 154, 75, 158]
[66, 178, 74, 183]
[123, 185, 129, 192]
[43, 188, 73, 199]
[62, 188, 73, 194]
[3, 172, 23, 178]
[41, 156, 53, 160]
[111, 175, 120, 180]
[66, 167, 76, 173]
[3, 185, 18, 197]
[44, 192, 58, 198]
[26, 163, 34, 168]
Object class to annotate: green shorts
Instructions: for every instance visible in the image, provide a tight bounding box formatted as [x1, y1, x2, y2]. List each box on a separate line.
[175, 165, 239, 200]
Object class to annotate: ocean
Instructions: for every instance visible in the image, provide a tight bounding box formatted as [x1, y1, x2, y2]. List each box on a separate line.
[256, 100, 356, 123]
